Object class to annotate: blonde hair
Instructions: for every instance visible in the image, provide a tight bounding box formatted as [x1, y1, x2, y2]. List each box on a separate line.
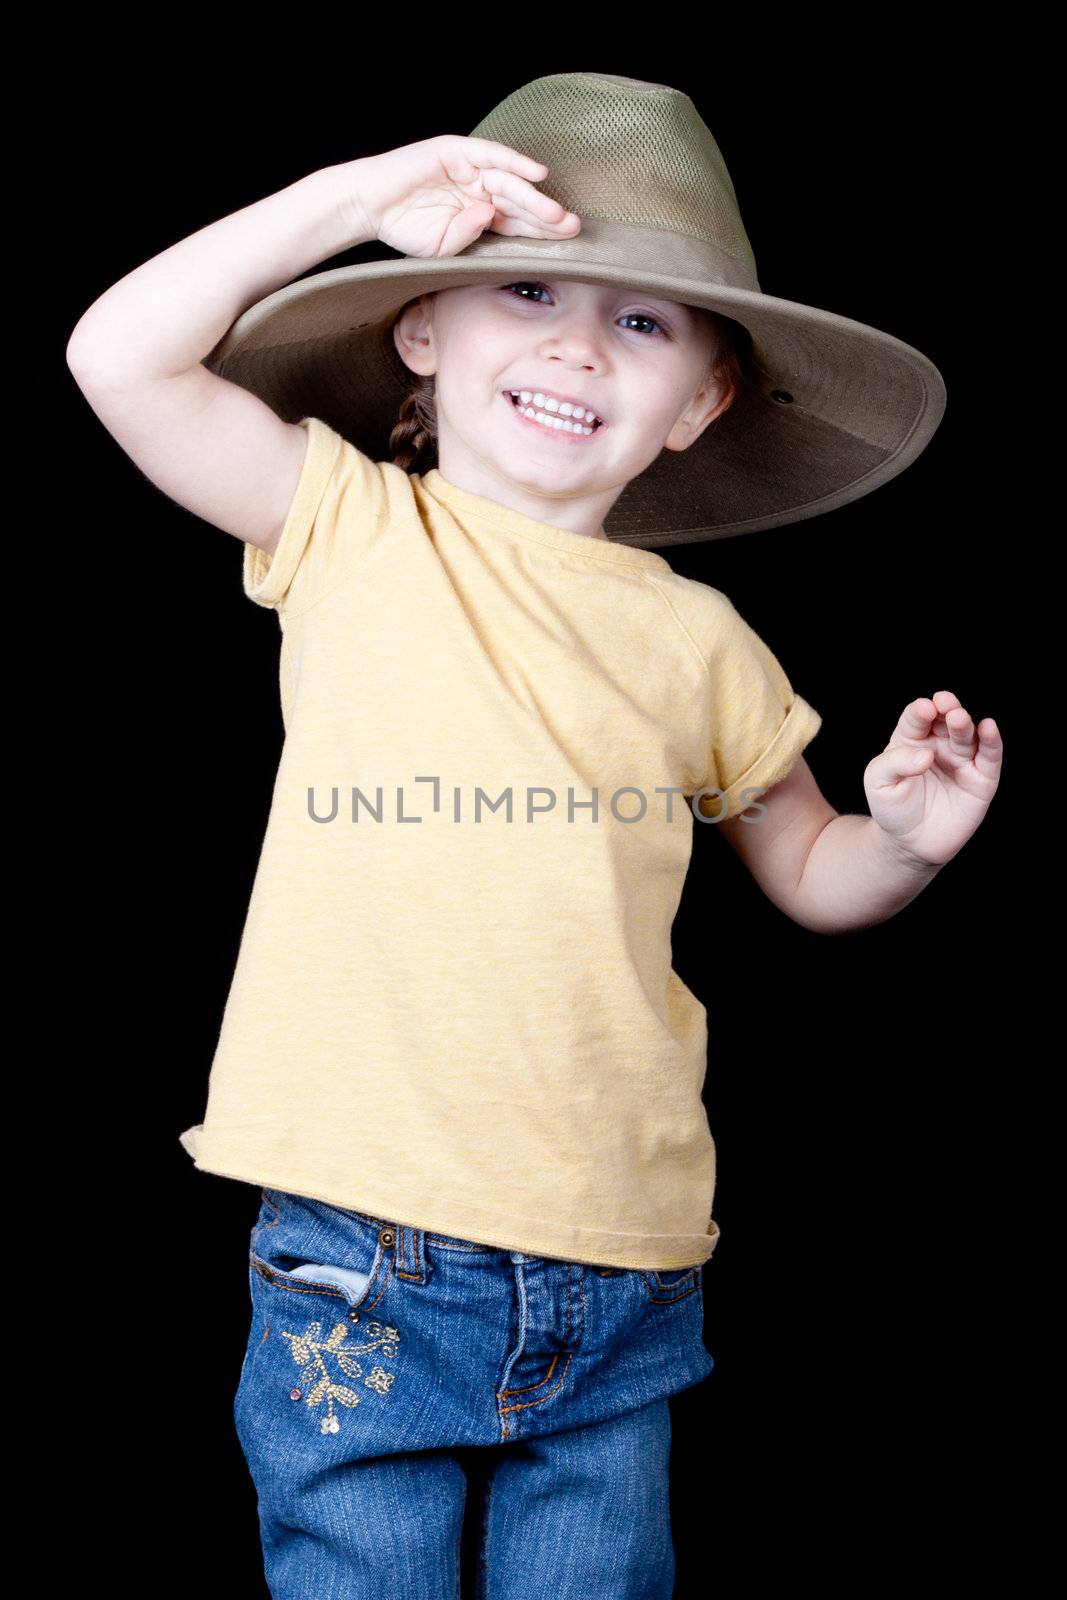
[388, 297, 758, 475]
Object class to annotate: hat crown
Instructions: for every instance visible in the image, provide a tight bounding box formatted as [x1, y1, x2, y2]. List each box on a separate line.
[468, 73, 758, 283]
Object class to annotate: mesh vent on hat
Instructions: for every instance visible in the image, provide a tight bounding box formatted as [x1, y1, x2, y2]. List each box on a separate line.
[468, 72, 758, 278]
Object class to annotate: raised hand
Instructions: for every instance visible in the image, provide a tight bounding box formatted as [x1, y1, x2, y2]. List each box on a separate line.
[863, 690, 1002, 867]
[346, 134, 582, 260]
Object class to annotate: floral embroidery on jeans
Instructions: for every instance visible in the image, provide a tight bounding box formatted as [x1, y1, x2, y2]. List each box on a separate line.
[280, 1318, 400, 1434]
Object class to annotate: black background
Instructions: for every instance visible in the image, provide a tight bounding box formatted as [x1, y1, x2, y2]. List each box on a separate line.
[37, 25, 1027, 1597]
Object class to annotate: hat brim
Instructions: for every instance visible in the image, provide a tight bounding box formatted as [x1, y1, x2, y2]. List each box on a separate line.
[204, 253, 946, 547]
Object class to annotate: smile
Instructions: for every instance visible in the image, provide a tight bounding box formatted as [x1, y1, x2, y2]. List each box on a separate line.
[501, 390, 606, 442]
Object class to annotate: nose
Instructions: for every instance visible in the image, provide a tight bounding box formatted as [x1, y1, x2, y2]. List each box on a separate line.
[538, 321, 607, 371]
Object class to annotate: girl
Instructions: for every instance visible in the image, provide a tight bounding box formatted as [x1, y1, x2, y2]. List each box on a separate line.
[66, 72, 1001, 1599]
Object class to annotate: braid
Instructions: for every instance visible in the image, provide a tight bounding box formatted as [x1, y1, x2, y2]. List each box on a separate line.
[390, 376, 438, 473]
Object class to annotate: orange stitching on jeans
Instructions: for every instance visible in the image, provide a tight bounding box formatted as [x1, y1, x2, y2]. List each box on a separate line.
[252, 1191, 394, 1311]
[499, 1353, 561, 1398]
[497, 1267, 585, 1412]
[638, 1267, 701, 1304]
[252, 1250, 394, 1316]
[498, 1349, 576, 1413]
[395, 1224, 424, 1282]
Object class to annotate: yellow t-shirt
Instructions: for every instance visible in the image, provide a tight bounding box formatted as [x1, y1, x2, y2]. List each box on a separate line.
[179, 416, 823, 1269]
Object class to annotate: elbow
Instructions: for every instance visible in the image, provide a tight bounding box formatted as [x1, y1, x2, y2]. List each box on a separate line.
[66, 310, 102, 372]
[786, 902, 884, 937]
[782, 905, 839, 936]
[66, 310, 129, 380]
[780, 883, 877, 937]
[66, 331, 114, 382]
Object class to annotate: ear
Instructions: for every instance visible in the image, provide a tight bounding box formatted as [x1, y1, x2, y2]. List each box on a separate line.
[392, 296, 437, 379]
[663, 375, 734, 452]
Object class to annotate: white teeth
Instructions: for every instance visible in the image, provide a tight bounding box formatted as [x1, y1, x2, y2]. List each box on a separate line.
[509, 390, 601, 431]
[530, 412, 586, 434]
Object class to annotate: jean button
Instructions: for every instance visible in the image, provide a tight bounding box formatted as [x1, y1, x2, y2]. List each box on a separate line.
[379, 1227, 396, 1248]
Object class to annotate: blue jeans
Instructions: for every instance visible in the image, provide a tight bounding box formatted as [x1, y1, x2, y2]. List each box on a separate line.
[234, 1187, 714, 1597]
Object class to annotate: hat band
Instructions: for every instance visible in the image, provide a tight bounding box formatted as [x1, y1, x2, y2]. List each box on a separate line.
[454, 215, 760, 295]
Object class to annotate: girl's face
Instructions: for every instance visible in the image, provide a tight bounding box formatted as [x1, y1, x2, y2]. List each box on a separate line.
[393, 277, 729, 536]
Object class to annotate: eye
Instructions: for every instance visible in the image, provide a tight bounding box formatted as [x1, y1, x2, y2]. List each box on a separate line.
[501, 281, 551, 305]
[618, 311, 665, 336]
[499, 282, 667, 337]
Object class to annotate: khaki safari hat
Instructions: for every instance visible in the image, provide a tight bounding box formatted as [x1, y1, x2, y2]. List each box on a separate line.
[203, 71, 947, 550]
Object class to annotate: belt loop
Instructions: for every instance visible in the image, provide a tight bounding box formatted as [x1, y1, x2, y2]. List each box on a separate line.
[393, 1220, 429, 1283]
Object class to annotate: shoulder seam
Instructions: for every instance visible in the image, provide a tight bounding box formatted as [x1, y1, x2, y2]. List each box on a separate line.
[638, 574, 715, 681]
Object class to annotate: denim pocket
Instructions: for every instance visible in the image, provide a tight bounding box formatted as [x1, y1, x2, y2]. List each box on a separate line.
[249, 1188, 392, 1315]
[637, 1264, 703, 1304]
[240, 1190, 403, 1444]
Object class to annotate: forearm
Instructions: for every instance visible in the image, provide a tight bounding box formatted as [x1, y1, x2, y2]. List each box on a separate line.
[791, 813, 942, 934]
[66, 161, 373, 380]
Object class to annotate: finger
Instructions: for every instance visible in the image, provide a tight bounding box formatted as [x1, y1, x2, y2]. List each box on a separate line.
[489, 215, 580, 240]
[889, 696, 938, 746]
[477, 166, 579, 227]
[437, 139, 551, 199]
[868, 741, 935, 790]
[943, 705, 976, 756]
[971, 718, 1004, 781]
[931, 689, 963, 717]
[487, 193, 582, 235]
[452, 136, 550, 182]
[440, 198, 498, 256]
[927, 688, 964, 741]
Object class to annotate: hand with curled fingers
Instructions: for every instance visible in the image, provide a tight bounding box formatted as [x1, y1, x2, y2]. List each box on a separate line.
[345, 134, 581, 259]
[862, 691, 1003, 868]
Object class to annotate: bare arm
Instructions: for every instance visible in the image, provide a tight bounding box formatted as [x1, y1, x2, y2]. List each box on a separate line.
[717, 753, 942, 934]
[65, 162, 375, 554]
[716, 757, 838, 922]
[66, 137, 580, 557]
